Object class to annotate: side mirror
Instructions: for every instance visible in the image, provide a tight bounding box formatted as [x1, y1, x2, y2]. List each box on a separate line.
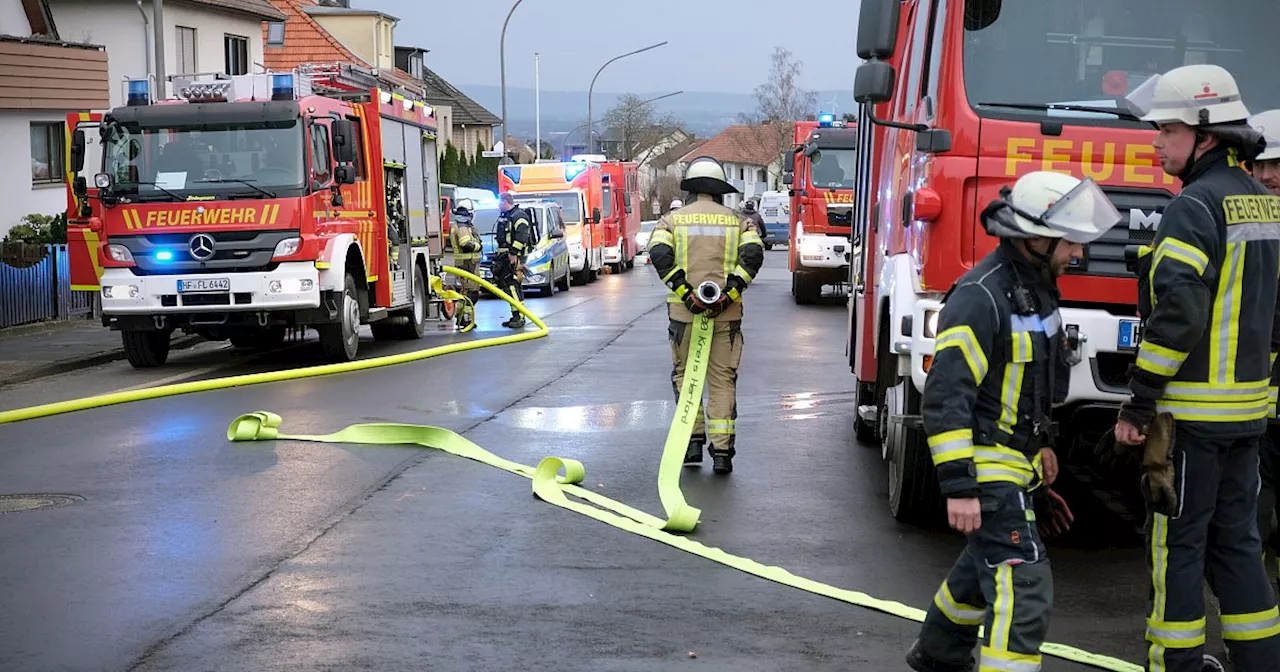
[73, 175, 87, 197]
[803, 143, 820, 158]
[625, 205, 633, 214]
[783, 173, 793, 186]
[592, 207, 601, 224]
[550, 229, 564, 239]
[623, 191, 632, 207]
[783, 150, 795, 173]
[856, 0, 901, 60]
[70, 129, 86, 172]
[334, 164, 356, 184]
[854, 60, 897, 105]
[332, 119, 357, 164]
[915, 128, 953, 154]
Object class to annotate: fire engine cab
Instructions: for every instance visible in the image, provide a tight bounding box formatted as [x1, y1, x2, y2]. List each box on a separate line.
[65, 65, 449, 367]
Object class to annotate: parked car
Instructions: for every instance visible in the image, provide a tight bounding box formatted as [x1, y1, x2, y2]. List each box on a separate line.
[479, 201, 571, 296]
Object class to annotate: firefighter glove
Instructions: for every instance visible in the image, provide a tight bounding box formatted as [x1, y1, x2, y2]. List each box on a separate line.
[664, 269, 689, 293]
[725, 275, 748, 303]
[1034, 488, 1074, 538]
[1137, 412, 1178, 517]
[1118, 394, 1157, 433]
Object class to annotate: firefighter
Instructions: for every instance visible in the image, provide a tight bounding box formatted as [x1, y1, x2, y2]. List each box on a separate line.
[1249, 109, 1280, 587]
[906, 169, 1115, 672]
[1113, 64, 1280, 672]
[448, 200, 482, 330]
[741, 199, 766, 240]
[669, 198, 683, 211]
[493, 192, 533, 329]
[647, 157, 765, 474]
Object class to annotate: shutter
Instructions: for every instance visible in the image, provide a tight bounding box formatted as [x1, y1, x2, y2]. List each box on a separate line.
[176, 27, 196, 73]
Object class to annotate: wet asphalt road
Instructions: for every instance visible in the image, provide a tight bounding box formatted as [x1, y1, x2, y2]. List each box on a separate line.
[0, 250, 1160, 671]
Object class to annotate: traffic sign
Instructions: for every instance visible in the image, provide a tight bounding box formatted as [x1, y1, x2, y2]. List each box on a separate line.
[481, 150, 504, 158]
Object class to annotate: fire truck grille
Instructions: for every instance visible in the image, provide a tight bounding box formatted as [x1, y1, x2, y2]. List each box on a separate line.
[111, 230, 298, 275]
[827, 210, 852, 227]
[1063, 187, 1171, 279]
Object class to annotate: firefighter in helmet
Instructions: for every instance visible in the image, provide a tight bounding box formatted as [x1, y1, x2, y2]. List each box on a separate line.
[908, 170, 1117, 672]
[647, 157, 765, 474]
[1114, 64, 1280, 671]
[448, 199, 482, 330]
[493, 192, 533, 329]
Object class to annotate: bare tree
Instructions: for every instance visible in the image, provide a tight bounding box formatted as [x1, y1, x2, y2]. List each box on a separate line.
[603, 94, 684, 161]
[740, 47, 818, 163]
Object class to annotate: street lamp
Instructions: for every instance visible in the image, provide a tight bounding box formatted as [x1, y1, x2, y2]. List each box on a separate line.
[587, 41, 668, 155]
[499, 0, 526, 161]
[640, 90, 683, 107]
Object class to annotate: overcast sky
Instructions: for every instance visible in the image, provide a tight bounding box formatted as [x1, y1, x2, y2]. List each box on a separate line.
[355, 0, 863, 93]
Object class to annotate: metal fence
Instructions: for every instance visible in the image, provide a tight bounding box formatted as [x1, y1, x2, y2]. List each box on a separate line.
[0, 244, 96, 329]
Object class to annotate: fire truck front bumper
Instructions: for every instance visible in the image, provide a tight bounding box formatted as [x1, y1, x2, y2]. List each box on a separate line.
[603, 242, 624, 264]
[98, 263, 322, 314]
[907, 300, 1136, 406]
[796, 234, 851, 269]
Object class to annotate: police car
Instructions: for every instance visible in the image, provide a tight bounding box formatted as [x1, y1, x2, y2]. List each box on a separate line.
[479, 201, 572, 296]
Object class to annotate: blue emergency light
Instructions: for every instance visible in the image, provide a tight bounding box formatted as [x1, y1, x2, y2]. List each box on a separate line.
[564, 163, 587, 182]
[818, 112, 836, 127]
[271, 73, 295, 101]
[127, 79, 151, 106]
[155, 250, 174, 262]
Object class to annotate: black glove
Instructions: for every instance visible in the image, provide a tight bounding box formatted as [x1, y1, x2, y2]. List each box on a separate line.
[664, 268, 689, 293]
[1034, 488, 1074, 538]
[1118, 395, 1157, 432]
[682, 291, 707, 315]
[724, 275, 748, 302]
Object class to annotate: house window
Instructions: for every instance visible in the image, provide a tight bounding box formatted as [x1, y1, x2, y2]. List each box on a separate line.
[224, 34, 249, 76]
[266, 21, 285, 46]
[758, 168, 766, 182]
[29, 121, 64, 184]
[409, 53, 423, 80]
[175, 26, 197, 73]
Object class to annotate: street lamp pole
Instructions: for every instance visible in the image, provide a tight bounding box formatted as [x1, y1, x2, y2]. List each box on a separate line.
[587, 41, 668, 155]
[535, 52, 541, 160]
[499, 0, 526, 160]
[639, 90, 683, 106]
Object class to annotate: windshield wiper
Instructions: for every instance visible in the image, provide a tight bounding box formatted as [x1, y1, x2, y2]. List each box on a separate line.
[193, 177, 277, 199]
[976, 101, 1142, 121]
[124, 181, 184, 201]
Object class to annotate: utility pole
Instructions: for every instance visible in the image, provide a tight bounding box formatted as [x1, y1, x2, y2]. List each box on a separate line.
[535, 52, 541, 161]
[153, 0, 166, 99]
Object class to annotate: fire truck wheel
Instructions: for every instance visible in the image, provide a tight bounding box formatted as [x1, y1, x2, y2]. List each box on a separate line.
[794, 272, 820, 305]
[319, 273, 360, 362]
[396, 266, 429, 339]
[121, 329, 171, 368]
[885, 379, 944, 526]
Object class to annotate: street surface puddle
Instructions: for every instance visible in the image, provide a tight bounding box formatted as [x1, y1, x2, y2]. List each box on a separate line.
[495, 391, 854, 432]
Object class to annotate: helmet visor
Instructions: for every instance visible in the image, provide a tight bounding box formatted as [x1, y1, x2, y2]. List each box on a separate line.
[1123, 73, 1162, 119]
[1040, 177, 1122, 244]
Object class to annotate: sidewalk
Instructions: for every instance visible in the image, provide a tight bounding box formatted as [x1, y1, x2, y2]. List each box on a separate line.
[0, 318, 202, 387]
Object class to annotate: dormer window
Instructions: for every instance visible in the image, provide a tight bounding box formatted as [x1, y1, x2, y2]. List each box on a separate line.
[409, 53, 422, 79]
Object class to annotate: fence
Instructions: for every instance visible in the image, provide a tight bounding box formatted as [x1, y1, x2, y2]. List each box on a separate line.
[0, 244, 96, 329]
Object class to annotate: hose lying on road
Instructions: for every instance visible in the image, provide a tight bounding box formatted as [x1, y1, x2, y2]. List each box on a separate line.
[0, 267, 1141, 671]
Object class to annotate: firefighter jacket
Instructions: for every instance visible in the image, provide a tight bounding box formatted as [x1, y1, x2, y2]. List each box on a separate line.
[450, 222, 481, 262]
[647, 197, 765, 323]
[496, 207, 532, 257]
[743, 210, 766, 237]
[1130, 146, 1280, 437]
[922, 241, 1068, 498]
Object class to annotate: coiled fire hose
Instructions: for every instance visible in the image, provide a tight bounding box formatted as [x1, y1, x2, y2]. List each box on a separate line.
[0, 267, 1142, 671]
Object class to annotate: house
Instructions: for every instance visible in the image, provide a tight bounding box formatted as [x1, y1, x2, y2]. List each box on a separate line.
[261, 0, 423, 98]
[394, 45, 500, 159]
[48, 0, 286, 104]
[678, 124, 782, 209]
[635, 130, 695, 198]
[0, 0, 108, 237]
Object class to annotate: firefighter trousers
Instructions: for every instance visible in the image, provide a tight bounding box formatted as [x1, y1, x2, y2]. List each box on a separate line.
[452, 257, 479, 325]
[492, 255, 523, 318]
[668, 318, 743, 456]
[916, 483, 1053, 672]
[1145, 428, 1280, 672]
[1258, 425, 1279, 588]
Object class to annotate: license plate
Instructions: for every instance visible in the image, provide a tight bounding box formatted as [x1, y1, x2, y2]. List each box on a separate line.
[177, 278, 230, 293]
[1118, 319, 1143, 350]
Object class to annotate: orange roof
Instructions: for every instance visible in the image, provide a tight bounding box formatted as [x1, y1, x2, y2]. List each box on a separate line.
[679, 124, 780, 167]
[260, 0, 422, 96]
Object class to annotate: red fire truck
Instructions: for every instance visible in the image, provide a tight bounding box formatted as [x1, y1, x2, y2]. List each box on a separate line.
[844, 0, 1277, 524]
[599, 160, 641, 272]
[64, 64, 450, 367]
[782, 117, 860, 304]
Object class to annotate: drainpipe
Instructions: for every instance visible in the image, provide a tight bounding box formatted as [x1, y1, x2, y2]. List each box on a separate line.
[137, 0, 152, 79]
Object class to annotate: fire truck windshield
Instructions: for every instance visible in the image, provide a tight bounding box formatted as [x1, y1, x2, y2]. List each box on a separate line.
[963, 0, 1280, 124]
[810, 149, 856, 190]
[102, 120, 305, 201]
[513, 191, 583, 223]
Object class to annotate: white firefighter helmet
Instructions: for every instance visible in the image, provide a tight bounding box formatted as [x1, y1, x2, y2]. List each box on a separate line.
[1125, 64, 1250, 127]
[680, 156, 739, 196]
[980, 171, 1121, 245]
[1249, 109, 1280, 162]
[669, 199, 683, 210]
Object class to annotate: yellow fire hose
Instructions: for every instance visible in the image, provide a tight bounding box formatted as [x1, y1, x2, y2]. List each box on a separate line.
[0, 267, 1142, 671]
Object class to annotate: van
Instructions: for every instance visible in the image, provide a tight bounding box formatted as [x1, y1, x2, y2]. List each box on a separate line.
[758, 190, 790, 250]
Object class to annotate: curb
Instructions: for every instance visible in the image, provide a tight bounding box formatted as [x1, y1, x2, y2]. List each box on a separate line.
[0, 334, 205, 388]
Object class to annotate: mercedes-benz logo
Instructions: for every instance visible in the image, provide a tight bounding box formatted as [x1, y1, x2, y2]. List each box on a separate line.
[189, 234, 216, 261]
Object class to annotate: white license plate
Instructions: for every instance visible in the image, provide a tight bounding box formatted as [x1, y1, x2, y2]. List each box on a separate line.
[177, 278, 230, 293]
[1117, 319, 1142, 350]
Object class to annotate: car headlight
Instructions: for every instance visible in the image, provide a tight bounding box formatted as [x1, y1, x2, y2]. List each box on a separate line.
[273, 237, 302, 259]
[800, 238, 822, 256]
[106, 244, 134, 263]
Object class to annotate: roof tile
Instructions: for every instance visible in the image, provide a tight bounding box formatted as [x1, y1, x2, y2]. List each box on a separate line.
[679, 125, 779, 167]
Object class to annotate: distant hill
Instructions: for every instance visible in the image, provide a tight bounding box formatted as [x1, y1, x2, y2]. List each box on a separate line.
[456, 83, 858, 141]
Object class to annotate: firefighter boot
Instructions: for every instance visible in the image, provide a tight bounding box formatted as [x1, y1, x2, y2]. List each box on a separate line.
[502, 314, 526, 329]
[905, 639, 975, 672]
[1138, 412, 1178, 517]
[712, 451, 733, 474]
[683, 437, 704, 467]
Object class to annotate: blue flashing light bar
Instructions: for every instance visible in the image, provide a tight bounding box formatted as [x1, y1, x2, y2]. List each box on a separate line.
[818, 112, 836, 127]
[271, 73, 295, 101]
[127, 79, 151, 106]
[564, 163, 588, 182]
[155, 250, 174, 262]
